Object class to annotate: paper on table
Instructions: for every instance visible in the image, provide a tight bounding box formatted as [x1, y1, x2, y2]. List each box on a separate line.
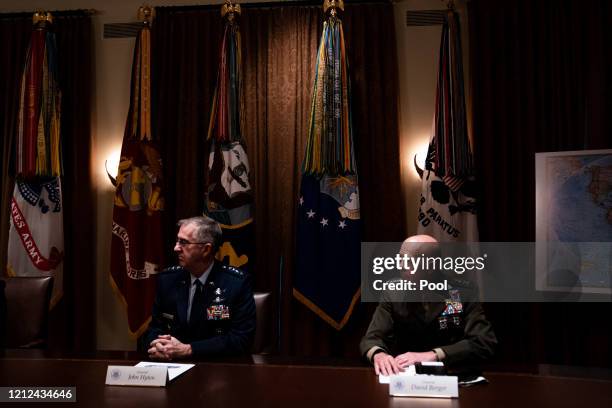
[135, 362, 195, 381]
[458, 376, 488, 387]
[378, 365, 416, 384]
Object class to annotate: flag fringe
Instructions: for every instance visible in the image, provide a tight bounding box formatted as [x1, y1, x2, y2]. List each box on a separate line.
[293, 287, 361, 331]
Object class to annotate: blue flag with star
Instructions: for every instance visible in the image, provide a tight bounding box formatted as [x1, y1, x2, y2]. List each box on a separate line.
[293, 6, 361, 330]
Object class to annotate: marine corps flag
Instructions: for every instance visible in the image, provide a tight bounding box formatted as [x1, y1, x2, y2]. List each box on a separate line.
[7, 12, 64, 307]
[417, 10, 478, 242]
[294, 1, 361, 330]
[110, 8, 165, 337]
[205, 2, 254, 272]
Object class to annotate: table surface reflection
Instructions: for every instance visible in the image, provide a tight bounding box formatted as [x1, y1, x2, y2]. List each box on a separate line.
[1, 350, 611, 408]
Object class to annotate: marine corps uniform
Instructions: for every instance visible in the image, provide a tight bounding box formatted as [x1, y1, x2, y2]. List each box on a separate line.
[142, 261, 255, 357]
[360, 279, 497, 370]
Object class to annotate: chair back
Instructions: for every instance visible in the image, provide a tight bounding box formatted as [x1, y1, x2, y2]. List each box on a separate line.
[4, 276, 53, 348]
[253, 292, 274, 354]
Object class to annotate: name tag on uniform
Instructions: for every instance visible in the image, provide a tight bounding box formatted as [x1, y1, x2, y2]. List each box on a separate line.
[389, 375, 458, 398]
[105, 366, 167, 387]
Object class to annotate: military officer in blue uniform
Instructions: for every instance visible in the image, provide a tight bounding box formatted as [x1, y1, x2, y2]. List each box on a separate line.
[142, 216, 255, 360]
[360, 235, 497, 376]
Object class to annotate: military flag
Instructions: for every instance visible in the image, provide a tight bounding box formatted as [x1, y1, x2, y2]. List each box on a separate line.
[205, 2, 254, 272]
[110, 7, 165, 337]
[7, 12, 64, 307]
[294, 1, 361, 330]
[417, 10, 478, 242]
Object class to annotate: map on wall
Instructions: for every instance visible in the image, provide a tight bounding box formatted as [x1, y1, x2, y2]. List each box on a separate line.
[535, 149, 612, 294]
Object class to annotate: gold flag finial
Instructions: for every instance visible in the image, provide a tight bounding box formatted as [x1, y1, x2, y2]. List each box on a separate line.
[33, 11, 53, 27]
[138, 4, 155, 26]
[221, 0, 241, 21]
[323, 0, 344, 17]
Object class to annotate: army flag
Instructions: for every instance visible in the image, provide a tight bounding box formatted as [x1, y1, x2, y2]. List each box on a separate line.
[110, 18, 165, 337]
[294, 5, 361, 330]
[7, 13, 64, 307]
[417, 10, 478, 242]
[205, 4, 254, 272]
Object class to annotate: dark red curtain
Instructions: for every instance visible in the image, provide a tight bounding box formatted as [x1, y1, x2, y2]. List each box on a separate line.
[0, 11, 95, 352]
[153, 1, 404, 357]
[469, 0, 611, 367]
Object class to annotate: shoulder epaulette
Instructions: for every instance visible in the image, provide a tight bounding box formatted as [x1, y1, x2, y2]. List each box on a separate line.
[161, 265, 184, 274]
[221, 264, 246, 278]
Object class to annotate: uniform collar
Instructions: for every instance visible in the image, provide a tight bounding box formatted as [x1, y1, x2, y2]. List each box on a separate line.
[190, 261, 214, 287]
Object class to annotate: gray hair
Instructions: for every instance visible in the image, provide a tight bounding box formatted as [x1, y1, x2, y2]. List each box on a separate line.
[177, 216, 222, 250]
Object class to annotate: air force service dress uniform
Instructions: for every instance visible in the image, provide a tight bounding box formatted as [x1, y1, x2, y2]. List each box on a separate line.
[142, 261, 256, 357]
[360, 280, 497, 369]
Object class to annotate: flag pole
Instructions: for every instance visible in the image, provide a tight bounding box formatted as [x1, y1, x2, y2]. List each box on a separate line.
[277, 255, 283, 353]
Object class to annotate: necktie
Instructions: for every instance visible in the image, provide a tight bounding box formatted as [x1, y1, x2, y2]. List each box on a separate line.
[189, 279, 205, 336]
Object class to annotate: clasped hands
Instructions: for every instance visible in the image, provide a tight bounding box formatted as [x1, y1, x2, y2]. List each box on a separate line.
[373, 351, 437, 376]
[147, 334, 192, 360]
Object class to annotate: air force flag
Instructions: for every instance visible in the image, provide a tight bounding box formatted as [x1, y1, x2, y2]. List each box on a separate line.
[295, 175, 361, 329]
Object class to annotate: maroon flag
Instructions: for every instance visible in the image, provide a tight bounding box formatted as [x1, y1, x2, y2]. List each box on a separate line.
[110, 15, 165, 337]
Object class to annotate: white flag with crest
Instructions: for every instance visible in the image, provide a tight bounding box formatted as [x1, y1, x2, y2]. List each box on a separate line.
[7, 177, 64, 306]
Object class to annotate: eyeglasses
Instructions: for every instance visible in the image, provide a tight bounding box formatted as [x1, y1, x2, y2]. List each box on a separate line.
[175, 238, 209, 247]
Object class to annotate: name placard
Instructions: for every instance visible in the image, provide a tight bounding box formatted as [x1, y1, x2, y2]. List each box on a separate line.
[389, 375, 458, 398]
[105, 365, 168, 387]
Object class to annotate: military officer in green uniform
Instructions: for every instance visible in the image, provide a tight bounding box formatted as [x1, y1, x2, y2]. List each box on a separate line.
[360, 235, 496, 376]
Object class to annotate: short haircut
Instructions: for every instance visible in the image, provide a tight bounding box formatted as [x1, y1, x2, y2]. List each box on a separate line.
[177, 216, 222, 250]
